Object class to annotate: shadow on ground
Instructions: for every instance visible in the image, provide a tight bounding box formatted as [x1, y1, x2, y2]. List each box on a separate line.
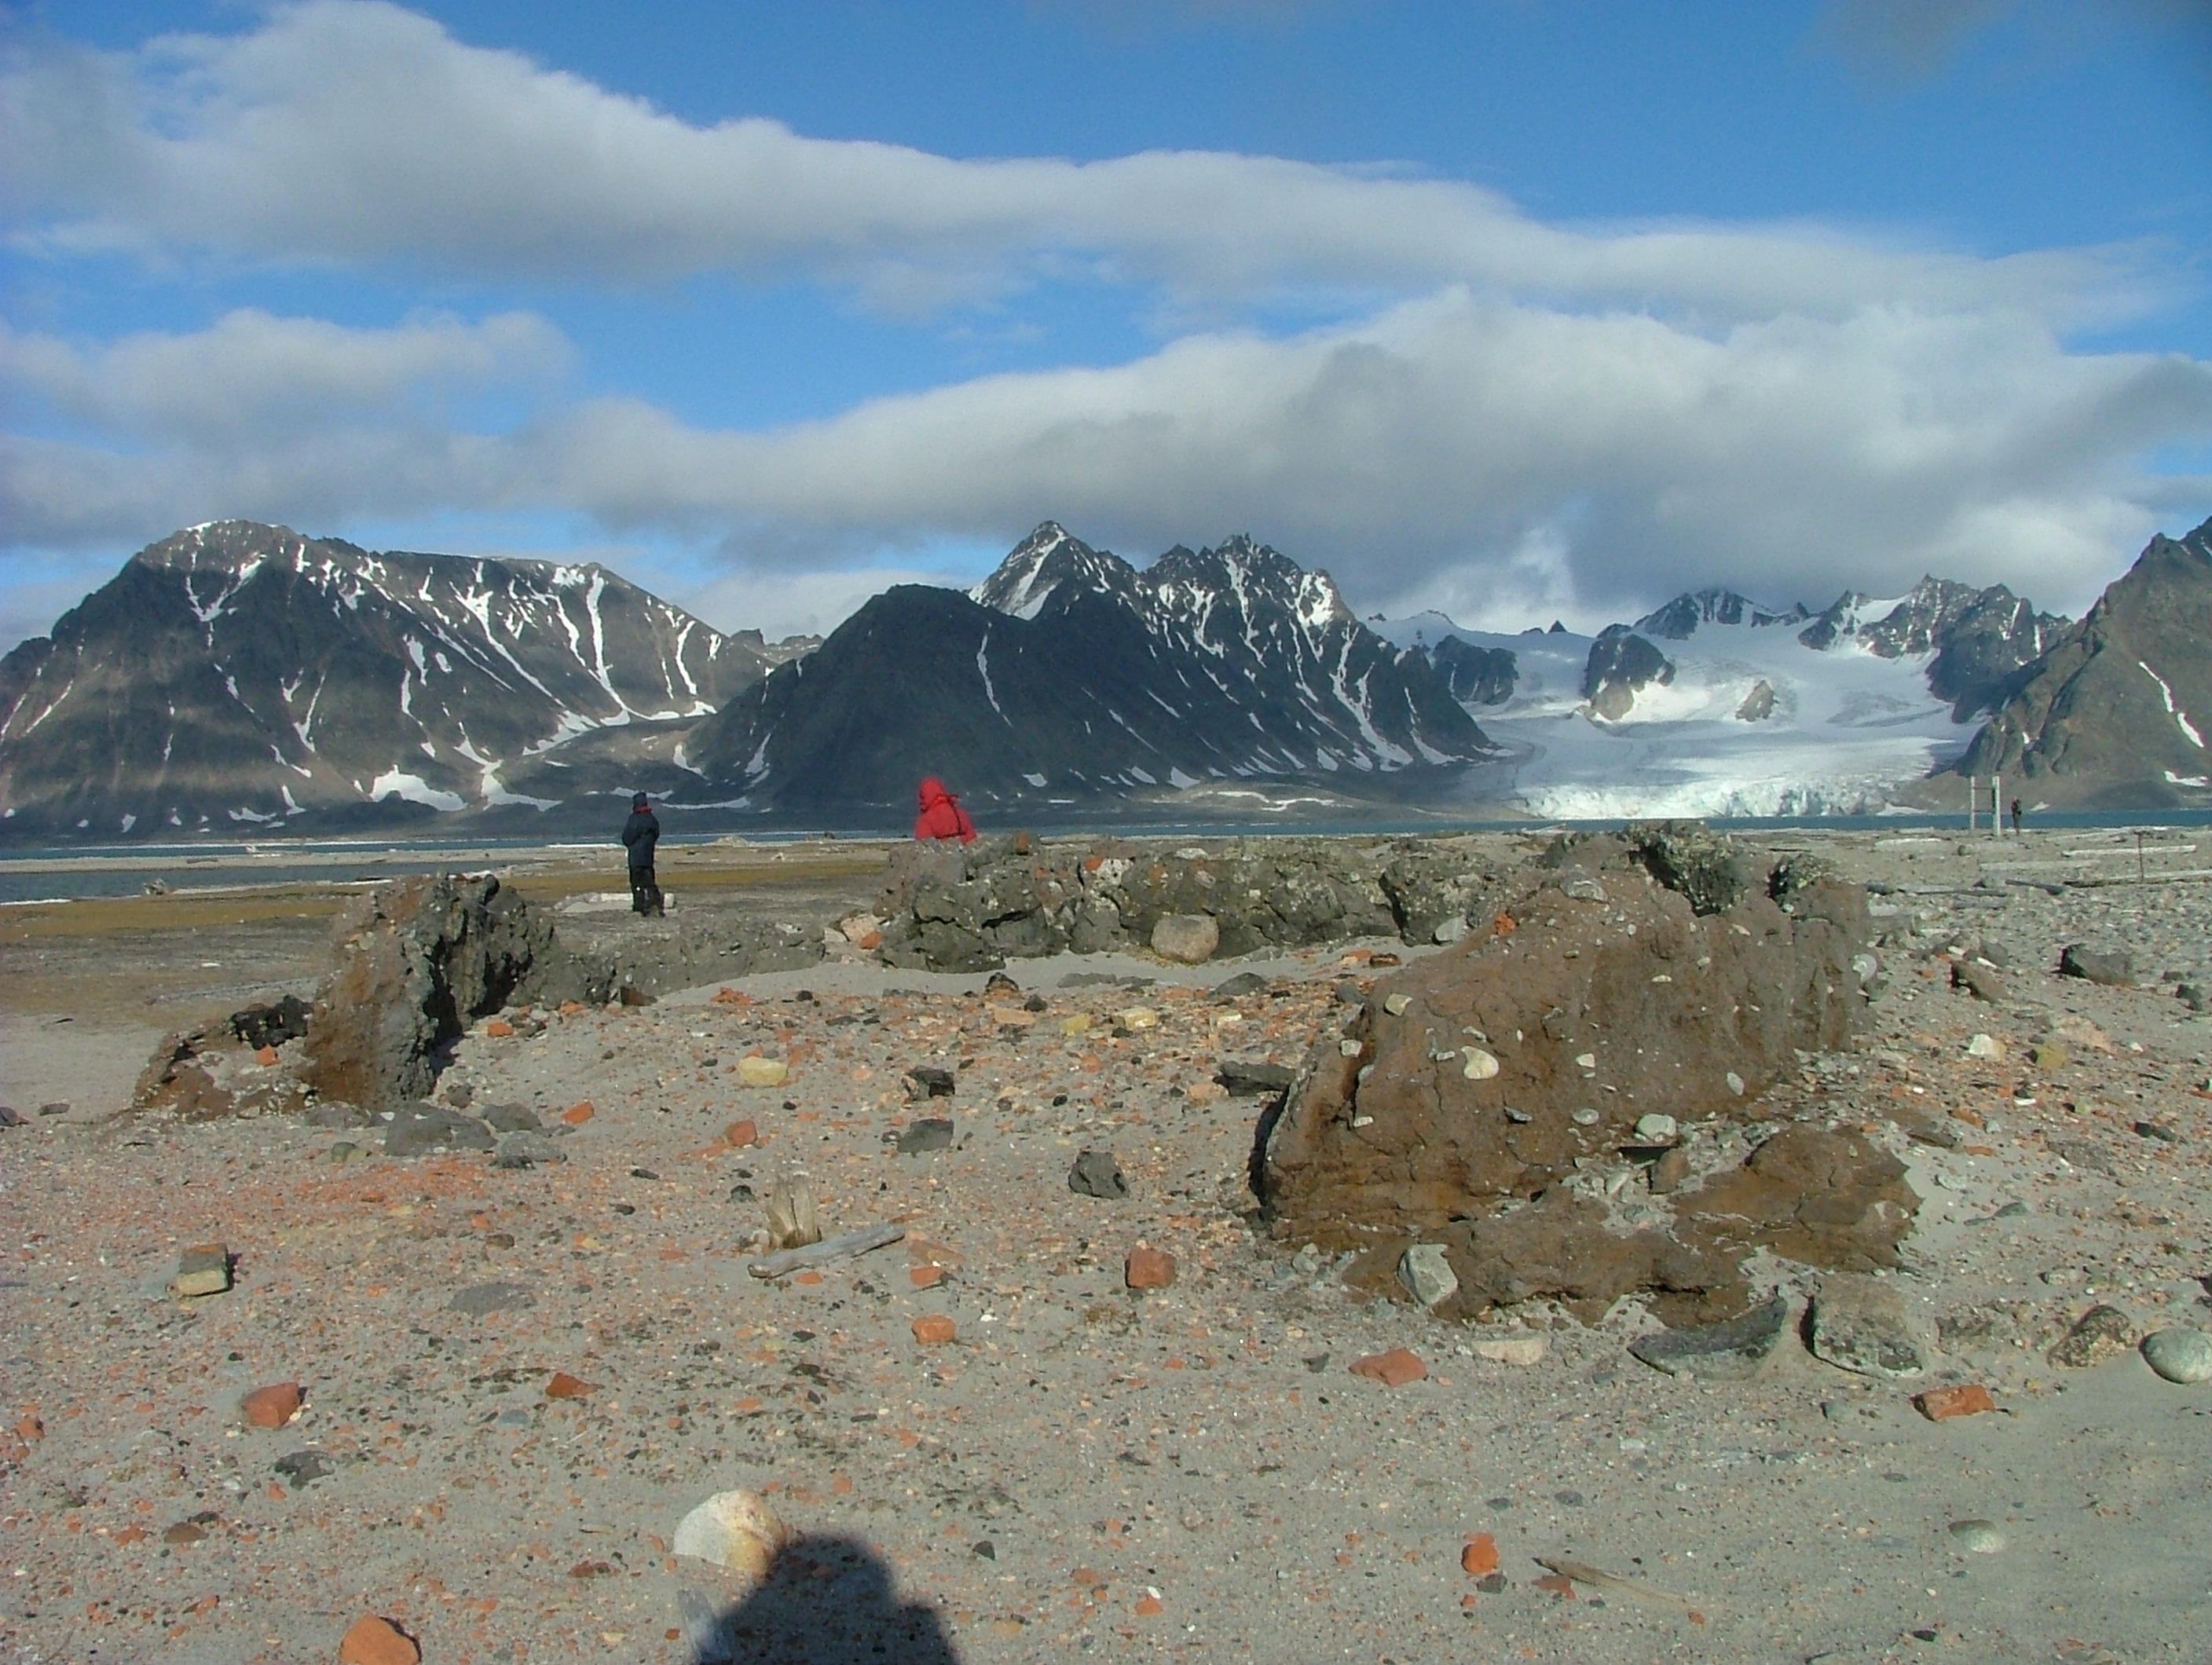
[680, 1535, 961, 1663]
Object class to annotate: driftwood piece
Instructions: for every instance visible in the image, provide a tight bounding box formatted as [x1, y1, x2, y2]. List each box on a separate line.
[747, 1224, 905, 1279]
[763, 1176, 821, 1251]
[1534, 1556, 1708, 1616]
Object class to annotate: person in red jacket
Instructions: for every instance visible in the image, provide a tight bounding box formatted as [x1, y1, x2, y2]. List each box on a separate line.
[914, 776, 977, 842]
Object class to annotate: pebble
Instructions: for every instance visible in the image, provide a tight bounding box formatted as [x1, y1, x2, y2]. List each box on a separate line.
[1350, 1348, 1428, 1387]
[170, 1243, 232, 1298]
[1460, 1533, 1500, 1576]
[1724, 1071, 1745, 1096]
[1570, 1108, 1600, 1126]
[1150, 914, 1220, 964]
[240, 1382, 302, 1429]
[672, 1488, 789, 1582]
[544, 1371, 595, 1400]
[1948, 1519, 2006, 1554]
[1632, 1113, 1679, 1145]
[1126, 1247, 1177, 1290]
[1965, 1033, 2003, 1060]
[738, 1056, 789, 1087]
[493, 1130, 565, 1169]
[449, 1281, 535, 1318]
[911, 1316, 958, 1345]
[1808, 1276, 1928, 1379]
[2141, 1328, 2212, 1385]
[1470, 1334, 1548, 1367]
[338, 1614, 421, 1665]
[2049, 1304, 2136, 1369]
[1461, 1047, 1500, 1080]
[895, 1118, 955, 1155]
[1397, 1243, 1458, 1308]
[1914, 1383, 1996, 1421]
[1068, 1149, 1129, 1198]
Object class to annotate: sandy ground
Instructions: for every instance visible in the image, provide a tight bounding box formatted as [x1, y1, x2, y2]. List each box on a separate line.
[3, 828, 2211, 1665]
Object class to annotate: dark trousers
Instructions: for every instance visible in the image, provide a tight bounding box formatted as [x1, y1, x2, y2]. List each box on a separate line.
[629, 863, 663, 916]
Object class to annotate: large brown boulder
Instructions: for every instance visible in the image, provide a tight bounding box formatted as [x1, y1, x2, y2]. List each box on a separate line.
[301, 874, 611, 1111]
[1260, 835, 1900, 1317]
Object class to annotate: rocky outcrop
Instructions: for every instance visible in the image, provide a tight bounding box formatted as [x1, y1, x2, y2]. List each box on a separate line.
[1581, 628, 1675, 721]
[1260, 829, 1895, 1318]
[301, 875, 613, 1111]
[871, 836, 1507, 972]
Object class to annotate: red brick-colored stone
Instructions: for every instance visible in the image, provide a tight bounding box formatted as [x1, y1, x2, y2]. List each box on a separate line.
[338, 1614, 420, 1665]
[254, 1045, 280, 1067]
[1459, 1533, 1500, 1576]
[1533, 1572, 1577, 1600]
[1125, 1247, 1176, 1290]
[15, 1413, 43, 1444]
[912, 1316, 957, 1345]
[910, 1264, 945, 1289]
[239, 1382, 302, 1429]
[1134, 1594, 1164, 1616]
[1914, 1383, 1996, 1422]
[544, 1372, 594, 1400]
[559, 1100, 595, 1125]
[722, 1119, 758, 1148]
[484, 1019, 515, 1039]
[1350, 1348, 1427, 1387]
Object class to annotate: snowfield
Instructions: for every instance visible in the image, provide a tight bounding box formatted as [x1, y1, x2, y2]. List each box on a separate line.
[1375, 609, 1981, 818]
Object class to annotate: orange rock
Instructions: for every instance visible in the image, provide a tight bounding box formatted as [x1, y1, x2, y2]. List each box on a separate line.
[1459, 1533, 1500, 1576]
[722, 1119, 759, 1148]
[711, 986, 753, 1006]
[240, 1382, 302, 1429]
[544, 1372, 594, 1400]
[558, 1001, 585, 1016]
[560, 1101, 595, 1125]
[1349, 1348, 1427, 1387]
[912, 1316, 957, 1345]
[1134, 1594, 1164, 1616]
[1125, 1247, 1176, 1290]
[1914, 1383, 1996, 1422]
[484, 1019, 515, 1039]
[255, 1045, 280, 1067]
[1491, 913, 1518, 937]
[909, 1264, 945, 1289]
[794, 1272, 824, 1287]
[1533, 1572, 1578, 1600]
[338, 1614, 421, 1665]
[15, 1413, 43, 1444]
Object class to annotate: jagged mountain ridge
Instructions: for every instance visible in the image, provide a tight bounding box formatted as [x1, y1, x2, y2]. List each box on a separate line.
[0, 521, 771, 832]
[1946, 514, 2212, 807]
[684, 523, 1496, 811]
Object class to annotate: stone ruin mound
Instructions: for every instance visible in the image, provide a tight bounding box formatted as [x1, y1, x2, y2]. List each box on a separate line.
[1258, 825, 1917, 1323]
[301, 873, 614, 1112]
[135, 873, 614, 1122]
[873, 834, 1504, 972]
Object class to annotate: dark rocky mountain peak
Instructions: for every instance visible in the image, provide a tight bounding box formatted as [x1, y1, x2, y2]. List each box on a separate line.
[690, 526, 1496, 813]
[1793, 575, 2067, 718]
[1948, 514, 2212, 805]
[1634, 587, 1807, 639]
[0, 521, 771, 834]
[1582, 626, 1676, 721]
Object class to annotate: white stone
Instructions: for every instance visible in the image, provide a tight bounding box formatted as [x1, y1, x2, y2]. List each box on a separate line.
[1470, 1334, 1549, 1367]
[2142, 1328, 2212, 1385]
[1633, 1114, 1679, 1145]
[1725, 1070, 1745, 1096]
[1965, 1033, 2004, 1060]
[1948, 1519, 2005, 1554]
[1151, 913, 1220, 964]
[1460, 1047, 1500, 1080]
[1384, 994, 1412, 1015]
[1397, 1242, 1458, 1308]
[1571, 1108, 1600, 1126]
[673, 1489, 790, 1580]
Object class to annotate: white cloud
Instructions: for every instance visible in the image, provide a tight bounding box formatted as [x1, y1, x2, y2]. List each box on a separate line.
[0, 2, 2154, 324]
[7, 291, 2207, 622]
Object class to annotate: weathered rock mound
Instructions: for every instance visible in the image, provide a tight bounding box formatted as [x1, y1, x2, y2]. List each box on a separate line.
[1261, 830, 1900, 1316]
[873, 836, 1503, 972]
[301, 874, 612, 1111]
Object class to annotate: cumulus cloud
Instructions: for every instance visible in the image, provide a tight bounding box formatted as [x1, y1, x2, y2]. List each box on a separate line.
[2, 2, 2208, 639]
[7, 292, 2208, 622]
[0, 1, 2150, 324]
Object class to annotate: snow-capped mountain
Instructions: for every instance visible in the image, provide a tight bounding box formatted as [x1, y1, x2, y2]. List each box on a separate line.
[684, 523, 1496, 813]
[1945, 514, 2212, 808]
[1376, 573, 2071, 819]
[0, 521, 778, 833]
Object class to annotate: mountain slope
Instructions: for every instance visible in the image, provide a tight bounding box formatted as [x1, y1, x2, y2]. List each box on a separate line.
[0, 521, 768, 833]
[1946, 515, 2212, 807]
[686, 525, 1496, 813]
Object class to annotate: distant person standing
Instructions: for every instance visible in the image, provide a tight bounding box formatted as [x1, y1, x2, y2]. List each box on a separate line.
[913, 776, 977, 843]
[2009, 796, 2023, 835]
[622, 791, 665, 916]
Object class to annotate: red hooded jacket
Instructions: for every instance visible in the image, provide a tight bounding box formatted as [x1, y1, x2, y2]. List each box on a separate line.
[914, 777, 977, 843]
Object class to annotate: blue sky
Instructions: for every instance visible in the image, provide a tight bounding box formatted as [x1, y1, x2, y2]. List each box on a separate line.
[5, 0, 2210, 650]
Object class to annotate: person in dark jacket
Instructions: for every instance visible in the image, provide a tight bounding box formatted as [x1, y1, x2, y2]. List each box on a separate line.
[621, 792, 664, 915]
[913, 777, 977, 843]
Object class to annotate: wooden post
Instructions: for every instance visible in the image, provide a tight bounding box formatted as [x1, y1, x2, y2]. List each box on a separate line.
[1967, 775, 1976, 832]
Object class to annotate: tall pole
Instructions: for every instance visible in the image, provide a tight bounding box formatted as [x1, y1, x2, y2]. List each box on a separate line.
[1993, 773, 2002, 837]
[1968, 774, 1976, 832]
